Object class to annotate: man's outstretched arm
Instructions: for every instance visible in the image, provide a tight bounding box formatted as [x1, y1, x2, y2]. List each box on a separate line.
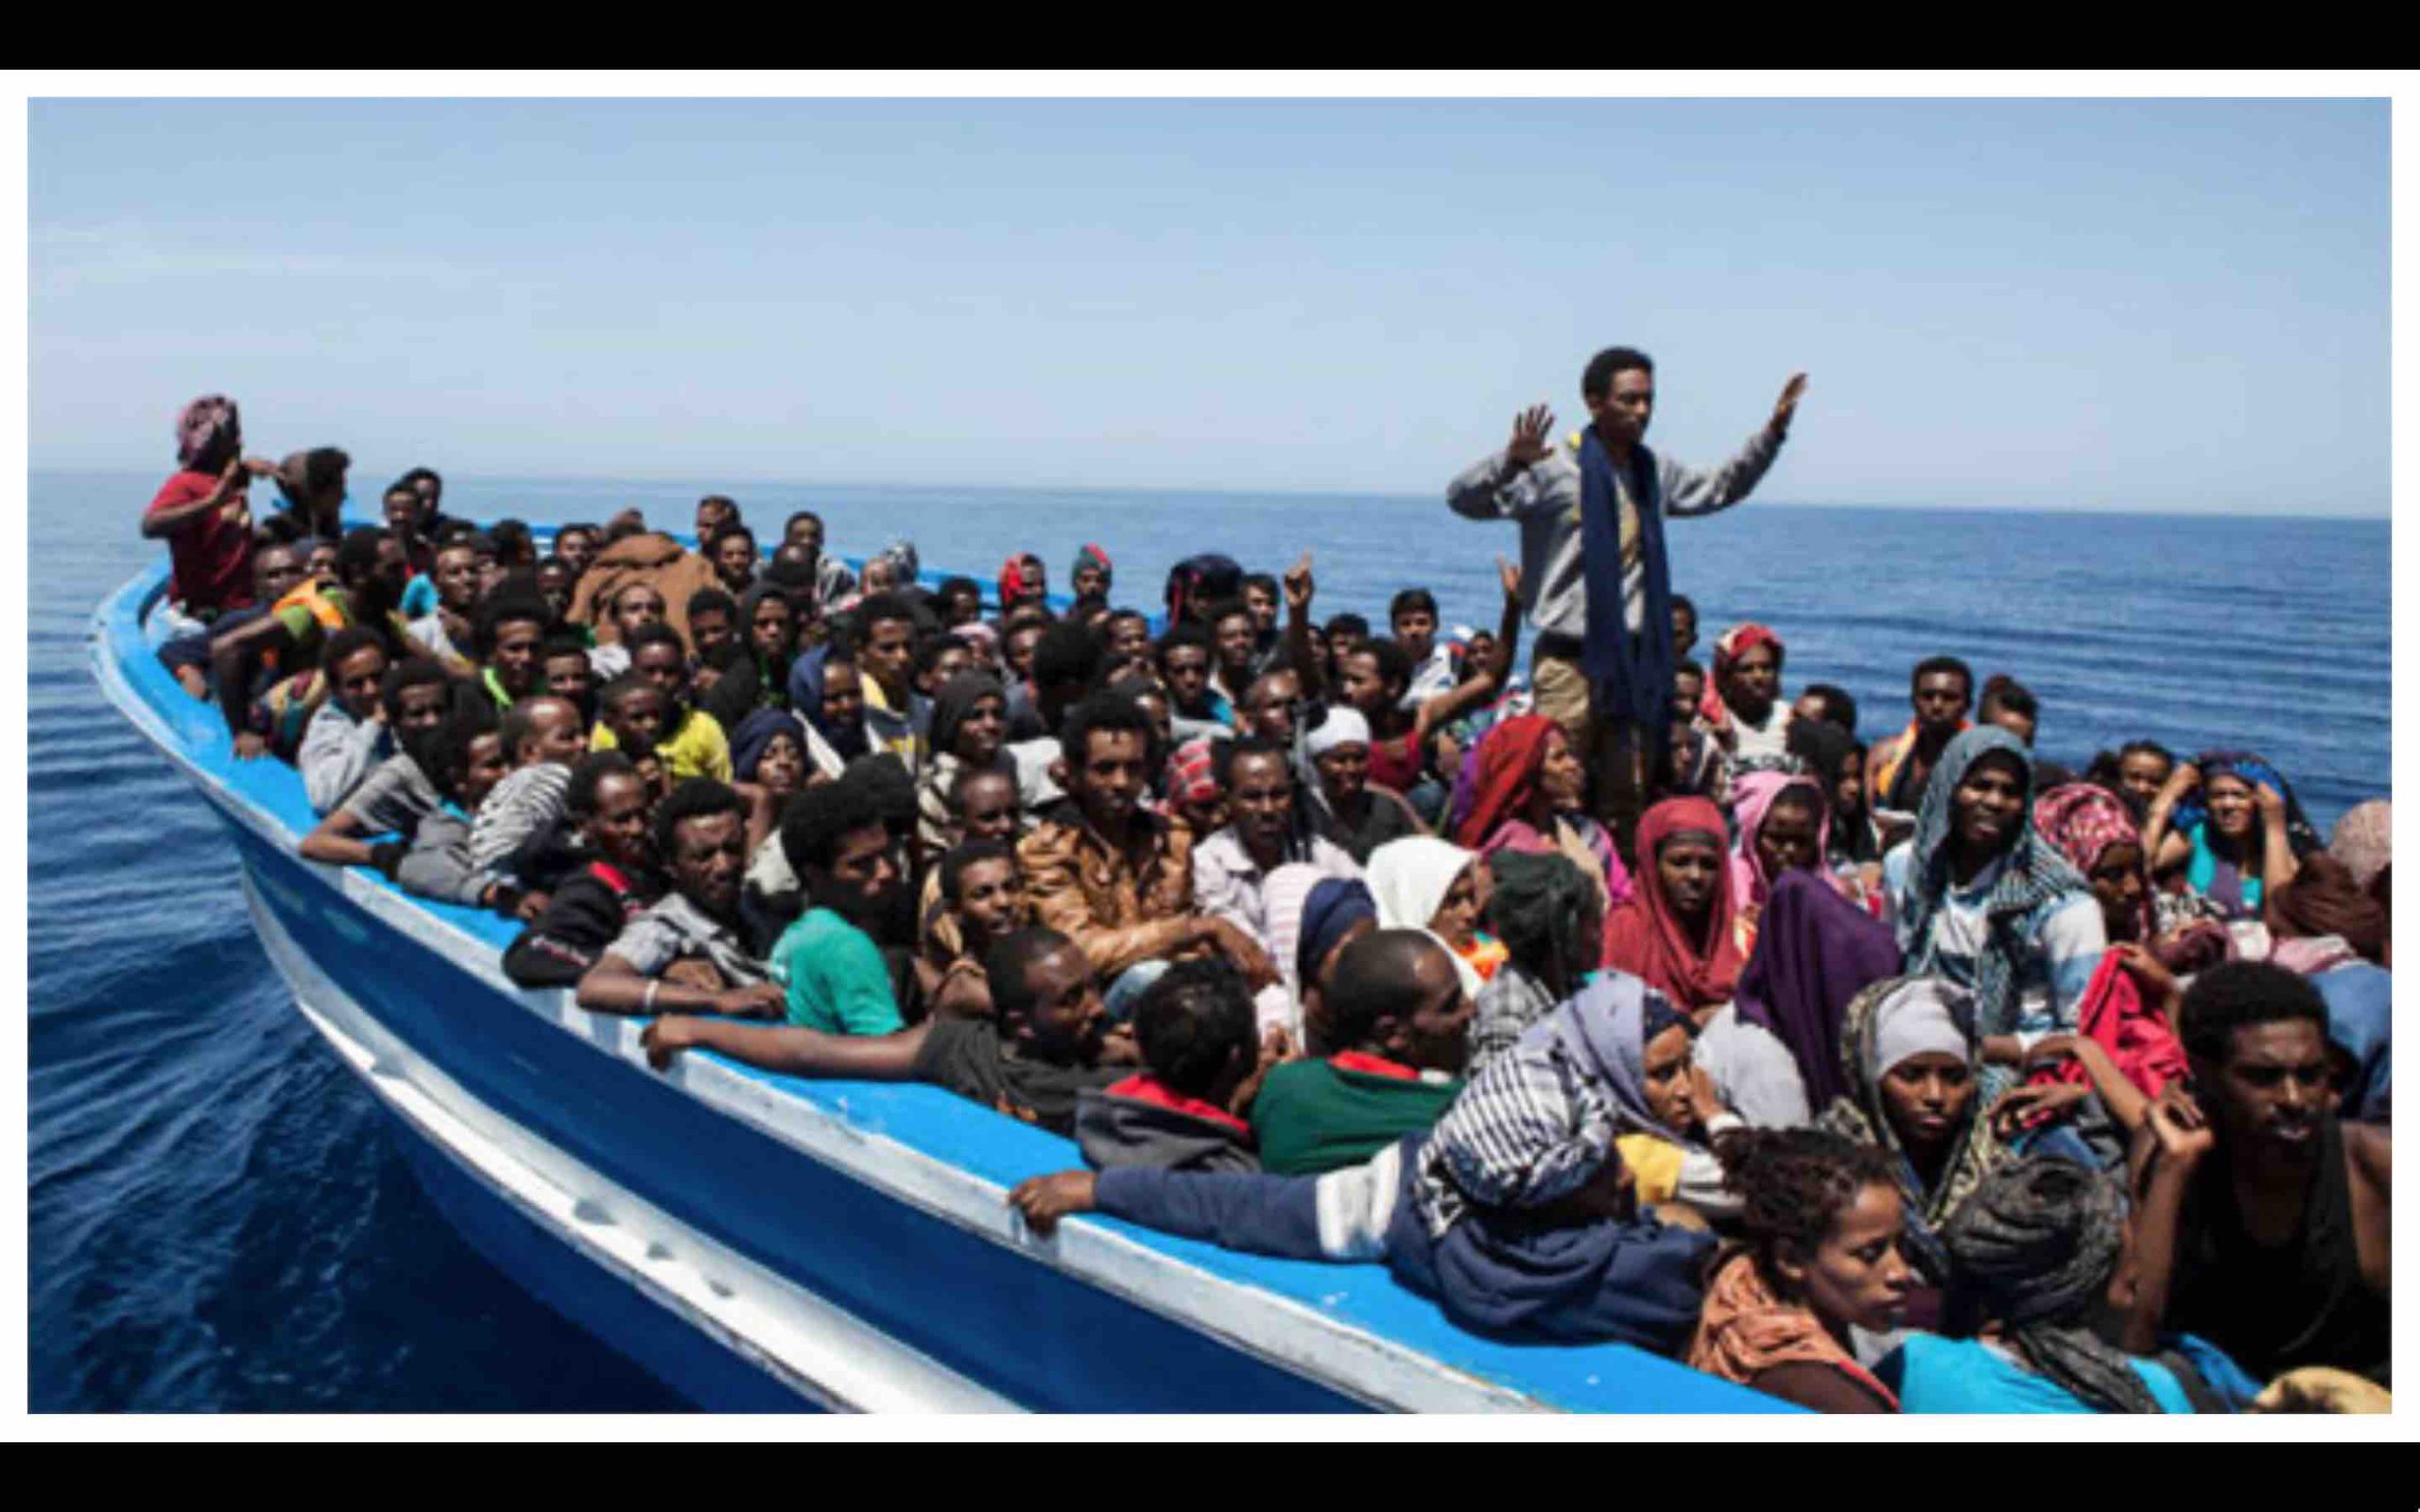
[1661, 373, 1806, 518]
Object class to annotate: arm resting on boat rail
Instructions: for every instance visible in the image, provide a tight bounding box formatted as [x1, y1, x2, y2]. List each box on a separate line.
[640, 1012, 935, 1079]
[578, 954, 787, 1020]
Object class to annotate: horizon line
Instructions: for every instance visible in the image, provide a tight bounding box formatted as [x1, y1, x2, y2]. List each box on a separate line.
[27, 464, 2388, 524]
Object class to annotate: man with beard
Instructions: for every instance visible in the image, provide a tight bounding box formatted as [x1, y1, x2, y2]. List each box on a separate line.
[642, 925, 1128, 1135]
[2126, 962, 2391, 1387]
[213, 525, 419, 758]
[575, 780, 788, 1019]
[766, 781, 911, 1036]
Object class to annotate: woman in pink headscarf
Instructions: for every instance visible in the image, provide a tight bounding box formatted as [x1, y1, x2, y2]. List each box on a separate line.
[1729, 770, 1837, 955]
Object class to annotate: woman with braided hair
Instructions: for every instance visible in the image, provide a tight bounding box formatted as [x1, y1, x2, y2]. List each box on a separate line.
[1880, 1155, 2243, 1413]
[1688, 1127, 1910, 1412]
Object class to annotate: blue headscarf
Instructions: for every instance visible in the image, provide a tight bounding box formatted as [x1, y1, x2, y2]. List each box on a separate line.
[1895, 725, 2087, 1040]
[2175, 748, 2324, 917]
[1295, 877, 1378, 990]
[729, 708, 804, 782]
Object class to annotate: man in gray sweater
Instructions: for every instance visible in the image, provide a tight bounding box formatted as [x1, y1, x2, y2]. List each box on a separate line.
[1447, 348, 1806, 853]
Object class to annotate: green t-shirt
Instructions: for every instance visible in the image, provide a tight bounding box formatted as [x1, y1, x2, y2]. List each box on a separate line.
[767, 907, 903, 1037]
[1249, 1056, 1462, 1177]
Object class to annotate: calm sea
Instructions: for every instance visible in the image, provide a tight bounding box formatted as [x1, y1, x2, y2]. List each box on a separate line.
[28, 468, 2390, 1411]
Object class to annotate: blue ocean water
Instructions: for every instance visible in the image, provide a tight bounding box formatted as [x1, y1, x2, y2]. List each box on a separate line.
[29, 467, 2389, 1411]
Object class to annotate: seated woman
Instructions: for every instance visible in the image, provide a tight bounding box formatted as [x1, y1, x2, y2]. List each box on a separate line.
[1602, 797, 1748, 1025]
[1009, 969, 1718, 1353]
[1688, 1128, 1911, 1413]
[1815, 976, 2096, 1321]
[2141, 749, 2322, 921]
[1881, 727, 2105, 1098]
[1367, 835, 1503, 996]
[1790, 714, 1883, 887]
[1884, 1156, 2244, 1413]
[1451, 713, 1630, 913]
[1576, 972, 1749, 1221]
[1701, 622, 1795, 765]
[1726, 869, 1900, 1125]
[1465, 850, 1601, 1077]
[1729, 770, 1834, 953]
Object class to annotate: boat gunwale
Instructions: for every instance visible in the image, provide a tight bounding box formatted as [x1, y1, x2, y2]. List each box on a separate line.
[88, 556, 1786, 1416]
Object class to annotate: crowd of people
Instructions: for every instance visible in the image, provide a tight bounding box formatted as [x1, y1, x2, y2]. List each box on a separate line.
[138, 363, 2391, 1415]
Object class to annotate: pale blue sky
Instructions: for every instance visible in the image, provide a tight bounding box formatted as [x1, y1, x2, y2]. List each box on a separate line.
[29, 97, 2389, 514]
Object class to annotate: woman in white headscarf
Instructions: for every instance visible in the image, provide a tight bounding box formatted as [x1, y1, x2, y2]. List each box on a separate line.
[1367, 835, 1501, 999]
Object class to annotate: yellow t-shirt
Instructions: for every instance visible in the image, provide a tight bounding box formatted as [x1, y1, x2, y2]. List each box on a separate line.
[1616, 1133, 1685, 1208]
[591, 707, 733, 782]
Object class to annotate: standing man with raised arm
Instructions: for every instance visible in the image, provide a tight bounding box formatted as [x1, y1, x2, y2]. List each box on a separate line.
[1447, 348, 1805, 856]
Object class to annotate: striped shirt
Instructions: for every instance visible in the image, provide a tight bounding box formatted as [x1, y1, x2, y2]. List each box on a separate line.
[469, 763, 573, 878]
[1881, 842, 2106, 1048]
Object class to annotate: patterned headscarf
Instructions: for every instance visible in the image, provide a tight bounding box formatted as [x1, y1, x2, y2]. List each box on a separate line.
[2328, 799, 2392, 893]
[1070, 543, 1113, 592]
[1943, 1157, 2163, 1414]
[2033, 782, 2153, 942]
[2178, 749, 2325, 859]
[176, 394, 240, 471]
[1163, 733, 1221, 808]
[1816, 975, 2007, 1284]
[1895, 726, 2089, 1039]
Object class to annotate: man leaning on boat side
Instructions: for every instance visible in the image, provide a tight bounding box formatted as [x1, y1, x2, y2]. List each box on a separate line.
[1446, 349, 1806, 857]
[641, 925, 1127, 1136]
[577, 779, 787, 1020]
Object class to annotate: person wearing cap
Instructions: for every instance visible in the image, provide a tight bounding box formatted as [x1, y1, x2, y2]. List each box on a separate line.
[1305, 706, 1426, 865]
[1071, 544, 1113, 601]
[1447, 348, 1805, 856]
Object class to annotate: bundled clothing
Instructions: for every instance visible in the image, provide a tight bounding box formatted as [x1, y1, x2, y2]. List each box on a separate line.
[563, 532, 722, 657]
[1602, 797, 1748, 1019]
[2022, 950, 2190, 1105]
[1882, 727, 2103, 1095]
[2327, 799, 2392, 894]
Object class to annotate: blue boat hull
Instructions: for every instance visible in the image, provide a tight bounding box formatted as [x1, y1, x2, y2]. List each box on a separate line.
[95, 560, 1786, 1415]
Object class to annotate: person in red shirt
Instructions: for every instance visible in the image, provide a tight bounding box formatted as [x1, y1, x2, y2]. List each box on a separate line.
[141, 394, 275, 620]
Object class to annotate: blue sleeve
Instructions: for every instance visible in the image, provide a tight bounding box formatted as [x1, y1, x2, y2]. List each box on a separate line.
[1095, 1165, 1328, 1261]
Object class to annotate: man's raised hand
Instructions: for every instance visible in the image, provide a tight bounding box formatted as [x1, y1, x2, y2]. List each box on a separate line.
[1506, 404, 1556, 470]
[1769, 374, 1808, 437]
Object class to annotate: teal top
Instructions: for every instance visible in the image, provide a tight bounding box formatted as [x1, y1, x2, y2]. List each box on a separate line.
[1880, 1333, 2195, 1415]
[768, 907, 903, 1037]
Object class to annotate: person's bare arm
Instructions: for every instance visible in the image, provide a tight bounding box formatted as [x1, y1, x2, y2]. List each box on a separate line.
[576, 953, 786, 1019]
[141, 457, 267, 540]
[2122, 1085, 2214, 1354]
[1492, 556, 1525, 674]
[2022, 1035, 2151, 1132]
[2345, 1121, 2391, 1292]
[2254, 782, 2301, 897]
[300, 807, 389, 871]
[2140, 763, 2200, 876]
[1281, 553, 1322, 697]
[1411, 664, 1502, 747]
[643, 1015, 934, 1079]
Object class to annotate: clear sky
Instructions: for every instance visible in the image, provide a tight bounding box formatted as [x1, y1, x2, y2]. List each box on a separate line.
[28, 96, 2389, 514]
